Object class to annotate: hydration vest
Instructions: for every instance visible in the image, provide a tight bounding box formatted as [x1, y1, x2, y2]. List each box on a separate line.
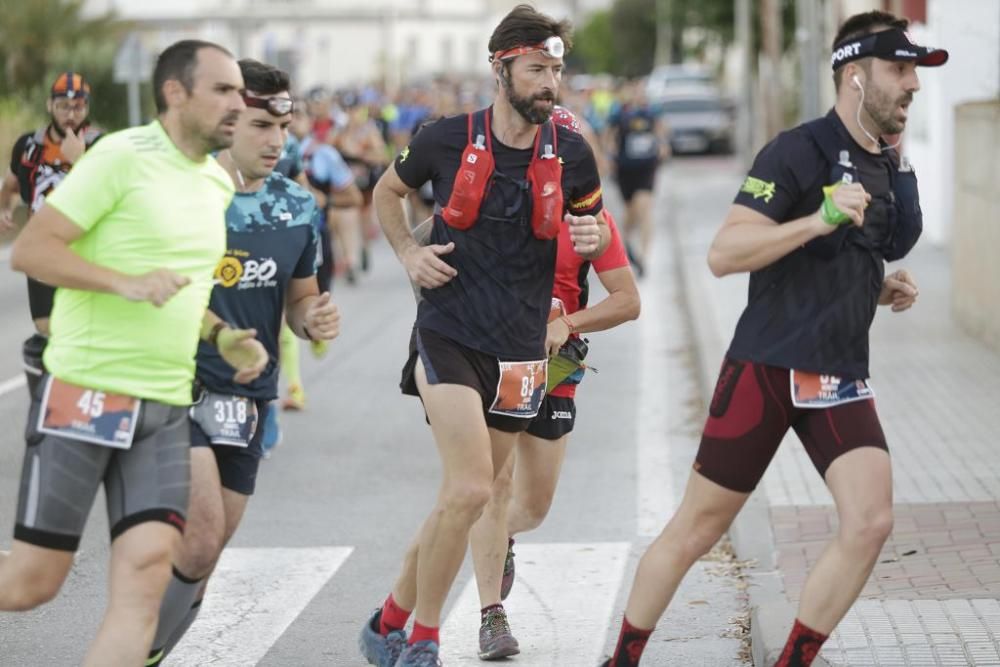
[441, 108, 564, 240]
[802, 115, 922, 262]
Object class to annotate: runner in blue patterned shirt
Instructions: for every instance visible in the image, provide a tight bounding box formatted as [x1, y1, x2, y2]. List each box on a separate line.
[146, 59, 341, 666]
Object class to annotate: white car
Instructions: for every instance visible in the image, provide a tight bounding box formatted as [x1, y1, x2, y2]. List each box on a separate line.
[646, 64, 715, 102]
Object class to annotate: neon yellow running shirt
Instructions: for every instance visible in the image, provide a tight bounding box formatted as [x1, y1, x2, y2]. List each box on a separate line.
[44, 120, 234, 406]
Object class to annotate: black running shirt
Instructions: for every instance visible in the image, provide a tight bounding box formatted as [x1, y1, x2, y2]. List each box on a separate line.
[394, 110, 603, 361]
[726, 110, 896, 379]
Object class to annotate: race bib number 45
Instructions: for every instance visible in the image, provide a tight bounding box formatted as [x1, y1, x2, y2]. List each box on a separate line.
[37, 377, 141, 449]
[490, 360, 548, 419]
[791, 371, 874, 409]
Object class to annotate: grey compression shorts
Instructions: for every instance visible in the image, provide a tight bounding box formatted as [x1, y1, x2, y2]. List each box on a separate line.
[14, 379, 191, 551]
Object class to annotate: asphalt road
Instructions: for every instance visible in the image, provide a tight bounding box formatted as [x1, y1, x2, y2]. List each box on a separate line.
[0, 156, 750, 667]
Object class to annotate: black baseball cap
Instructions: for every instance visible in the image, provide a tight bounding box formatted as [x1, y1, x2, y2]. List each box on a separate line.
[831, 28, 948, 70]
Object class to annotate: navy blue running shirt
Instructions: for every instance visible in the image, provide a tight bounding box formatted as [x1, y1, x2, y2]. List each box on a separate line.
[394, 109, 603, 361]
[612, 106, 661, 168]
[726, 110, 897, 379]
[196, 172, 319, 399]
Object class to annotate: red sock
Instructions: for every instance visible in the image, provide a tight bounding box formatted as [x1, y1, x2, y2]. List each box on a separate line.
[774, 618, 829, 667]
[610, 616, 653, 667]
[409, 621, 439, 645]
[379, 593, 411, 636]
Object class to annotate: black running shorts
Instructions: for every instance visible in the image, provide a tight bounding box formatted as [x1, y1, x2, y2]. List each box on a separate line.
[526, 395, 576, 440]
[14, 377, 190, 551]
[26, 277, 55, 322]
[401, 328, 534, 434]
[695, 357, 888, 493]
[616, 164, 657, 202]
[21, 333, 47, 398]
[189, 398, 269, 496]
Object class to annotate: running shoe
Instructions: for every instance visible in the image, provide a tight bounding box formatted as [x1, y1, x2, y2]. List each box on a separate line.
[394, 640, 441, 666]
[260, 404, 281, 459]
[359, 608, 407, 667]
[625, 242, 645, 278]
[478, 606, 520, 660]
[500, 538, 516, 601]
[282, 384, 306, 411]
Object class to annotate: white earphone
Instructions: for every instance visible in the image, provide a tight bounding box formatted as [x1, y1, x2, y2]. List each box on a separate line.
[851, 74, 862, 90]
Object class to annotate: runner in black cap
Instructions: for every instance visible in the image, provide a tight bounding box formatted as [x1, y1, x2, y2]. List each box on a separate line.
[603, 11, 947, 667]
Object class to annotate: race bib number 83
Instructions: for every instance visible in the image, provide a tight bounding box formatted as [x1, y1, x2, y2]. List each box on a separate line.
[490, 360, 548, 419]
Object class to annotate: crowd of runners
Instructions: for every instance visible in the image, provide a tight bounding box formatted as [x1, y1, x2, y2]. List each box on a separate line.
[0, 4, 947, 666]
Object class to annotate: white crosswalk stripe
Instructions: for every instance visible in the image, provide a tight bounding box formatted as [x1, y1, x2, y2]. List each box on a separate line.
[439, 542, 630, 666]
[168, 546, 353, 666]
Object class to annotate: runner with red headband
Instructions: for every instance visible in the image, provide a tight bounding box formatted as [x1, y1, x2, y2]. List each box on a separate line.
[359, 5, 609, 667]
[469, 105, 641, 661]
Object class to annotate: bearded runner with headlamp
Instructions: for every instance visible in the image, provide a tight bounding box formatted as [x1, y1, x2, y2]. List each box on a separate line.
[466, 104, 640, 662]
[603, 11, 946, 667]
[360, 5, 608, 667]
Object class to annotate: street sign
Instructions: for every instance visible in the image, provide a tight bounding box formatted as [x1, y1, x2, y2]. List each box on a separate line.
[113, 33, 153, 83]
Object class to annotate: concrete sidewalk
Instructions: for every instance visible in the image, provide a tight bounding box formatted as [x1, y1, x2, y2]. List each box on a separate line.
[664, 156, 1000, 666]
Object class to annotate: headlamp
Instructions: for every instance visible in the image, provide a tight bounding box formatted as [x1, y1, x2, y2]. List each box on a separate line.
[243, 94, 295, 117]
[492, 35, 565, 62]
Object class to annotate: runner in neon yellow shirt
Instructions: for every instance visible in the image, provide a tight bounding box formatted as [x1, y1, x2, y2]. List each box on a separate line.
[0, 40, 267, 667]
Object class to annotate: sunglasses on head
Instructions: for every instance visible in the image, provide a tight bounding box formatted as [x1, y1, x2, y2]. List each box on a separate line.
[243, 95, 294, 117]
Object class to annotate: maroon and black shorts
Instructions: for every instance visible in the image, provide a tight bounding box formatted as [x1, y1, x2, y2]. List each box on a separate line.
[694, 357, 888, 493]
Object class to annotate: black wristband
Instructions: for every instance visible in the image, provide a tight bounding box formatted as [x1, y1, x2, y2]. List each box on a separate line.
[208, 321, 229, 347]
[302, 324, 314, 341]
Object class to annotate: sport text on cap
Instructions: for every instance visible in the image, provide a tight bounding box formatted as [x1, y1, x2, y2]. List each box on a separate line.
[831, 28, 948, 70]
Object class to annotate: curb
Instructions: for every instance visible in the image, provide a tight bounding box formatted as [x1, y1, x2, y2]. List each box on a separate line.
[665, 190, 829, 667]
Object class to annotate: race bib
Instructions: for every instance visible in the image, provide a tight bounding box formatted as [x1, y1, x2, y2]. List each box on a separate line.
[37, 376, 141, 450]
[489, 359, 548, 419]
[189, 391, 259, 447]
[624, 133, 658, 160]
[791, 371, 874, 409]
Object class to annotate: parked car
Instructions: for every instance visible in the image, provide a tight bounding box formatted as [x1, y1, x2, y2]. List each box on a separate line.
[646, 64, 715, 103]
[659, 92, 735, 154]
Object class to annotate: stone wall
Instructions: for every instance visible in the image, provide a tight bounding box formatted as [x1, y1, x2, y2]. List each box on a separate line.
[951, 100, 1000, 352]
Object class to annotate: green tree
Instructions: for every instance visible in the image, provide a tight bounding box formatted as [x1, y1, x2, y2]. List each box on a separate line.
[572, 0, 795, 76]
[568, 10, 616, 74]
[0, 0, 134, 130]
[610, 0, 658, 77]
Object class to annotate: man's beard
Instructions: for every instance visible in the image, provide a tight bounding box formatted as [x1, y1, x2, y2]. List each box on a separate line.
[50, 116, 85, 138]
[863, 85, 911, 135]
[502, 71, 555, 125]
[191, 111, 240, 154]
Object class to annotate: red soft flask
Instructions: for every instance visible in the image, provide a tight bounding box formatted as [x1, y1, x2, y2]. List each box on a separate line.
[442, 113, 495, 230]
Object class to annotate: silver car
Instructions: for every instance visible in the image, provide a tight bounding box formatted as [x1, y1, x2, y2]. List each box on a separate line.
[660, 92, 735, 154]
